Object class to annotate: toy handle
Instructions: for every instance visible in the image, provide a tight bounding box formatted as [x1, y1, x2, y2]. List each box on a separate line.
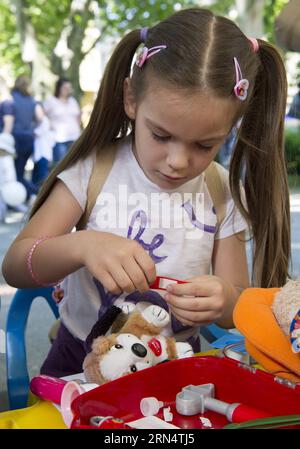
[30, 375, 67, 404]
[229, 403, 271, 423]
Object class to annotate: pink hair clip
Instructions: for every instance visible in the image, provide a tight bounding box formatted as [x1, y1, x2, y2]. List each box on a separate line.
[233, 57, 249, 101]
[248, 37, 259, 53]
[136, 45, 167, 68]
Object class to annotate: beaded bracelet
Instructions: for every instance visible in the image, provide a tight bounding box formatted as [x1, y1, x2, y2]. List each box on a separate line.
[27, 237, 65, 303]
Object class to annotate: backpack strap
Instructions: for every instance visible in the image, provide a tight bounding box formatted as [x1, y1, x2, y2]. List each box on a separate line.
[76, 143, 118, 230]
[204, 161, 227, 227]
[77, 149, 227, 231]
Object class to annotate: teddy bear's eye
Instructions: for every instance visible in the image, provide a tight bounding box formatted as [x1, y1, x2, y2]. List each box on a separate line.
[130, 365, 137, 373]
[115, 344, 123, 349]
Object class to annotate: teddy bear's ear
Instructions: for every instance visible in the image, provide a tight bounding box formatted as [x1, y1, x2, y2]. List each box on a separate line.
[83, 351, 107, 385]
[91, 334, 117, 356]
[85, 306, 122, 353]
[83, 335, 117, 385]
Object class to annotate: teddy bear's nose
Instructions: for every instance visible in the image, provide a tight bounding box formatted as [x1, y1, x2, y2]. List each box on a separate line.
[131, 343, 147, 358]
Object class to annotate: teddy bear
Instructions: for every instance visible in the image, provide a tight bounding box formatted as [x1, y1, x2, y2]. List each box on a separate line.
[272, 277, 300, 353]
[83, 303, 194, 385]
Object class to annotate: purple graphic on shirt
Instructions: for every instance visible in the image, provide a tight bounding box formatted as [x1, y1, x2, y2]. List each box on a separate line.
[94, 209, 167, 320]
[93, 209, 197, 343]
[127, 210, 167, 264]
[182, 200, 216, 234]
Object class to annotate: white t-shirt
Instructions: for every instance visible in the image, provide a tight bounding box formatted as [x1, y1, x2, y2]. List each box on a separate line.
[57, 137, 247, 350]
[43, 96, 81, 143]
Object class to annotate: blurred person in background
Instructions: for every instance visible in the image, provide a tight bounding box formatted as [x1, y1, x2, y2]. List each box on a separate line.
[0, 76, 13, 134]
[288, 81, 300, 120]
[0, 82, 15, 219]
[44, 77, 81, 163]
[0, 133, 16, 220]
[218, 126, 237, 170]
[4, 75, 44, 203]
[32, 109, 56, 187]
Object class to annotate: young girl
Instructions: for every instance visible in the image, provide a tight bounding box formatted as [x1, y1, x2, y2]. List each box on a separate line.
[2, 7, 290, 377]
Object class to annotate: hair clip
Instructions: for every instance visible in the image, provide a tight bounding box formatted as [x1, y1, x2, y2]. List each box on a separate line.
[136, 45, 167, 68]
[233, 57, 249, 101]
[248, 37, 259, 53]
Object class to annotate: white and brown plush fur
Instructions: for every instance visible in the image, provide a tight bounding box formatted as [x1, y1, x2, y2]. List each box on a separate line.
[272, 277, 300, 336]
[83, 304, 194, 385]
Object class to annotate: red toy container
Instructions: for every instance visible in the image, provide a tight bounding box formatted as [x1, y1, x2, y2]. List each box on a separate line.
[70, 356, 300, 429]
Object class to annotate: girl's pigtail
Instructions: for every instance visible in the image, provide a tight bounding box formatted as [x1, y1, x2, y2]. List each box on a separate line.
[80, 29, 142, 152]
[230, 40, 290, 288]
[30, 29, 141, 219]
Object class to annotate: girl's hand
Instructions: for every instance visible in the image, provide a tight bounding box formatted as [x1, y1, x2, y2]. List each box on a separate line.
[164, 275, 232, 327]
[80, 231, 156, 295]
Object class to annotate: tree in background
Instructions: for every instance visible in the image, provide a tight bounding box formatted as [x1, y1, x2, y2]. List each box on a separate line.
[0, 0, 290, 101]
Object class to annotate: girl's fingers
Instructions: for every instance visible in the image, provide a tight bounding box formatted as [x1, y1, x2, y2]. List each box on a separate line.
[166, 280, 213, 297]
[170, 306, 216, 326]
[122, 259, 151, 293]
[165, 293, 213, 311]
[96, 269, 122, 295]
[108, 264, 137, 293]
[134, 248, 156, 285]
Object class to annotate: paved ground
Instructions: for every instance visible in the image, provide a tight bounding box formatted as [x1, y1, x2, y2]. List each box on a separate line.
[0, 191, 299, 411]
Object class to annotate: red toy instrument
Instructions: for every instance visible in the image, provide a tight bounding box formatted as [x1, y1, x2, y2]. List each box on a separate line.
[69, 356, 300, 429]
[149, 276, 187, 290]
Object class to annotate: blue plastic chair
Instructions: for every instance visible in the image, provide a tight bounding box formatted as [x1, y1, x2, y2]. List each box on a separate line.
[5, 287, 58, 410]
[200, 323, 231, 344]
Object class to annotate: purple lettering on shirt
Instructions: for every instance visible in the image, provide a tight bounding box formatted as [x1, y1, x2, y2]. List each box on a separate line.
[94, 209, 166, 320]
[127, 210, 167, 264]
[182, 200, 216, 234]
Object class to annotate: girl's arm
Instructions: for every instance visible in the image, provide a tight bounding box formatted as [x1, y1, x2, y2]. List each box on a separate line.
[2, 180, 84, 287]
[2, 180, 156, 292]
[211, 230, 249, 328]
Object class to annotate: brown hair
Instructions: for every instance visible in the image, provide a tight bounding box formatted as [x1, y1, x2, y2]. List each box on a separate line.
[13, 75, 32, 96]
[30, 7, 290, 288]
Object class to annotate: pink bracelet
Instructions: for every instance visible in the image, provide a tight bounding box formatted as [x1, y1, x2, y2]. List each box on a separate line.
[27, 237, 65, 303]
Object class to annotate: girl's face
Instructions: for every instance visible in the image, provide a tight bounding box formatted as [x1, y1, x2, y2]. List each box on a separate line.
[124, 78, 238, 190]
